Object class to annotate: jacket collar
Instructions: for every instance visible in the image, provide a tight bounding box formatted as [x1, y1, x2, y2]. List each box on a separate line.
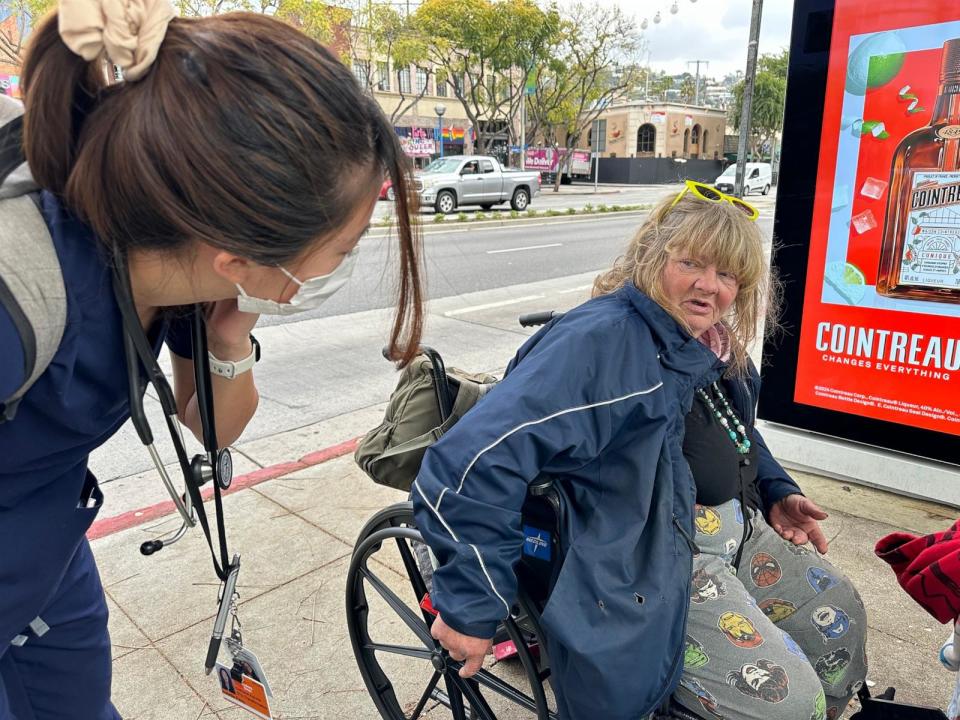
[617, 282, 723, 382]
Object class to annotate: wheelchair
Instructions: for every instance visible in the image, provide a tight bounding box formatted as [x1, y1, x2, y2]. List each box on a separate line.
[345, 314, 949, 720]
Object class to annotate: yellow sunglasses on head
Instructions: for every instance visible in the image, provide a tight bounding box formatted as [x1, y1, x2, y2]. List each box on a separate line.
[666, 179, 759, 221]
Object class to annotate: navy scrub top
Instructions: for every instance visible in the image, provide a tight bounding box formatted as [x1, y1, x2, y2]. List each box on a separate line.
[0, 191, 192, 511]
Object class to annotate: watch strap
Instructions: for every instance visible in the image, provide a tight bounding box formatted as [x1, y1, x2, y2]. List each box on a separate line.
[208, 336, 259, 379]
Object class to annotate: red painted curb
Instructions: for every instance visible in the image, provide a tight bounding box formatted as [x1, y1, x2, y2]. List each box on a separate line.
[87, 437, 360, 541]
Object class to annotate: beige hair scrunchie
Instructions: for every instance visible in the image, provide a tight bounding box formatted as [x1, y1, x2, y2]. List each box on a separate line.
[59, 0, 175, 81]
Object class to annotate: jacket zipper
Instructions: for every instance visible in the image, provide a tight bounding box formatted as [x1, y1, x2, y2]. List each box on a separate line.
[648, 518, 697, 717]
[739, 376, 755, 428]
[673, 514, 700, 555]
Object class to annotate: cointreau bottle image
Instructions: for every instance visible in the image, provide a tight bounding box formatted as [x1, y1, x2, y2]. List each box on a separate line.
[877, 38, 960, 302]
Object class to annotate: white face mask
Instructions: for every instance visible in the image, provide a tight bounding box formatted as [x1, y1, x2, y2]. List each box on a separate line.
[235, 247, 359, 316]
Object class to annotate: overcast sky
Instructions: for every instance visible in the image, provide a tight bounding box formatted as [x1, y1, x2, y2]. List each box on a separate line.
[614, 0, 795, 79]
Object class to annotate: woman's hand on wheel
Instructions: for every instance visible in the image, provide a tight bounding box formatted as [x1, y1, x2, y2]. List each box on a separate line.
[431, 615, 492, 678]
[769, 494, 829, 554]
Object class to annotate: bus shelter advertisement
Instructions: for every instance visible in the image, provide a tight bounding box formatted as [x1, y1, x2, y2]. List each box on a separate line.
[797, 1, 960, 435]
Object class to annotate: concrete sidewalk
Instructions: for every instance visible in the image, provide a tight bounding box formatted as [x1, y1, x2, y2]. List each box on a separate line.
[93, 403, 959, 719]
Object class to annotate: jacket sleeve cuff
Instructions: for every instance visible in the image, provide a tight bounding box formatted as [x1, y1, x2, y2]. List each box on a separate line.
[435, 610, 500, 640]
[762, 480, 803, 514]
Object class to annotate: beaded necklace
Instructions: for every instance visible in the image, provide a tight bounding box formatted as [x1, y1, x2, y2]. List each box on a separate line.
[695, 382, 751, 455]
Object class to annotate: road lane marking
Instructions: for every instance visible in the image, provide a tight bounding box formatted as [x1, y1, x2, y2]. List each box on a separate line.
[558, 284, 592, 294]
[366, 212, 648, 239]
[486, 243, 563, 255]
[444, 294, 546, 317]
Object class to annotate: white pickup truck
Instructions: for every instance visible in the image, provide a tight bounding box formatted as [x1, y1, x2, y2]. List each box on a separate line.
[416, 155, 541, 214]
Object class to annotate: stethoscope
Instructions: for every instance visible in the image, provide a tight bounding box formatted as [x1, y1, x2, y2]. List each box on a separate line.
[112, 259, 240, 673]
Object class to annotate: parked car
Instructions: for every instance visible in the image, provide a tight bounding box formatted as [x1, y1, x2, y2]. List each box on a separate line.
[714, 162, 772, 196]
[379, 179, 394, 201]
[416, 155, 541, 214]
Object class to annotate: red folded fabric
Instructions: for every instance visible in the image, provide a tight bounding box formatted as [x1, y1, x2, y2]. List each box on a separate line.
[875, 519, 960, 624]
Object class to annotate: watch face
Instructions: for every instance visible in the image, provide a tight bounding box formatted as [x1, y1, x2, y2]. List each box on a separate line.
[216, 449, 233, 490]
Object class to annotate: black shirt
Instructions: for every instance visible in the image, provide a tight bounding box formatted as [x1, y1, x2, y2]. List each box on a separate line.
[683, 383, 760, 510]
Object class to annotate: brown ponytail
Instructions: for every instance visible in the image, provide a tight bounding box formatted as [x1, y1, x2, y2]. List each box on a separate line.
[19, 15, 109, 197]
[19, 12, 424, 365]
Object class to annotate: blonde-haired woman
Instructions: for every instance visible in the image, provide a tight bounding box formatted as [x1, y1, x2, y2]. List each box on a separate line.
[413, 182, 866, 720]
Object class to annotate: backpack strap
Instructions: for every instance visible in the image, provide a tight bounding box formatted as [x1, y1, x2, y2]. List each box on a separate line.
[0, 96, 67, 422]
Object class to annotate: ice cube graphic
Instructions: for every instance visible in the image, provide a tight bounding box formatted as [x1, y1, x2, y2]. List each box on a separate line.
[860, 177, 888, 200]
[851, 209, 878, 235]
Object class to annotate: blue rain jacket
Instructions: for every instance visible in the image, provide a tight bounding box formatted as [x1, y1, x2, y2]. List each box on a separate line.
[412, 283, 801, 719]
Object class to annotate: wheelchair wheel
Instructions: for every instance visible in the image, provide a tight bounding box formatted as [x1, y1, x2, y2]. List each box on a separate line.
[346, 502, 558, 719]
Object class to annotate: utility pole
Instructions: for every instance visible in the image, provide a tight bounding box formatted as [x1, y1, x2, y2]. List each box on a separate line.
[735, 0, 763, 198]
[687, 59, 709, 106]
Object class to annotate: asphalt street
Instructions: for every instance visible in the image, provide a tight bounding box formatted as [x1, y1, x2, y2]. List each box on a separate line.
[259, 212, 645, 326]
[265, 194, 778, 326]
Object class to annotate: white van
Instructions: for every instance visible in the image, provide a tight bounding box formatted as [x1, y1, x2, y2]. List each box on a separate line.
[714, 162, 773, 196]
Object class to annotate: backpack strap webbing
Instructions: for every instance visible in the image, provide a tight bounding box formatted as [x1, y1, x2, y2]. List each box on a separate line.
[0, 95, 67, 422]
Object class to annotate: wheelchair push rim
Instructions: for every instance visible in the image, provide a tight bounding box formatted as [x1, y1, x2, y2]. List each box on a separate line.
[345, 502, 557, 720]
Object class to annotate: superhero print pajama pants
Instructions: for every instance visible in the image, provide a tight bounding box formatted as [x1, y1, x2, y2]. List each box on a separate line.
[674, 499, 868, 720]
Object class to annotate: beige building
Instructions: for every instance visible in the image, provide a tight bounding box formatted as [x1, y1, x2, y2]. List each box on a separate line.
[352, 60, 474, 167]
[589, 101, 727, 161]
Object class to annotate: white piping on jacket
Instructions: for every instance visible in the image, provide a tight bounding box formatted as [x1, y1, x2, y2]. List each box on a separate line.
[447, 383, 664, 500]
[416, 381, 664, 617]
[414, 480, 511, 613]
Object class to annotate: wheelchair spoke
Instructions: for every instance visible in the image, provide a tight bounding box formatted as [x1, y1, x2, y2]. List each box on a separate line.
[358, 566, 434, 649]
[408, 670, 442, 720]
[365, 642, 435, 661]
[444, 676, 468, 720]
[472, 667, 539, 713]
[452, 676, 498, 720]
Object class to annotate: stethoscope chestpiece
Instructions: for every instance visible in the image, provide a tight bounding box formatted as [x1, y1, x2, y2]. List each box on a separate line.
[190, 449, 233, 491]
[216, 448, 233, 491]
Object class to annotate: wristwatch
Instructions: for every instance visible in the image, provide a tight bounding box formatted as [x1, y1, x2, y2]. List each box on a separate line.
[208, 335, 260, 380]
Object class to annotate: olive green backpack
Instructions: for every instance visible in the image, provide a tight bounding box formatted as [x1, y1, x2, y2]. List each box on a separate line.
[354, 348, 497, 491]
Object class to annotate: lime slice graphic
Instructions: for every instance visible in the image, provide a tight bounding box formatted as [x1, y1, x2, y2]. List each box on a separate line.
[846, 32, 906, 95]
[825, 262, 867, 305]
[867, 53, 905, 89]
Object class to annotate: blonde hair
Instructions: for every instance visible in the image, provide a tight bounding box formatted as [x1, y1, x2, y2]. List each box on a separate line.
[592, 191, 779, 372]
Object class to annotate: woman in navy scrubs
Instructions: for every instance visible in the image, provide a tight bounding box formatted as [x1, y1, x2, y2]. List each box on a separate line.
[0, 4, 424, 717]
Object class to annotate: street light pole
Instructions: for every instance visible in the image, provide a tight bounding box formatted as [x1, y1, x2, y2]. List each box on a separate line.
[593, 118, 599, 193]
[520, 91, 526, 170]
[735, 0, 763, 198]
[434, 103, 446, 159]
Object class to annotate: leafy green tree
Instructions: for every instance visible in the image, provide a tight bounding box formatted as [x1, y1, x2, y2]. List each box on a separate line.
[344, 1, 431, 124]
[649, 72, 673, 101]
[273, 0, 350, 46]
[413, 0, 559, 153]
[176, 0, 348, 48]
[677, 72, 696, 104]
[0, 0, 346, 69]
[730, 50, 788, 160]
[526, 2, 641, 191]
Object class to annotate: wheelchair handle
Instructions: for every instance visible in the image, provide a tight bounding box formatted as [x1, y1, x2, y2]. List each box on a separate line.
[519, 311, 560, 328]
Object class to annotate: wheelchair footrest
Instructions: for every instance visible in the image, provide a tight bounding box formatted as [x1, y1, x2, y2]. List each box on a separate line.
[492, 639, 540, 661]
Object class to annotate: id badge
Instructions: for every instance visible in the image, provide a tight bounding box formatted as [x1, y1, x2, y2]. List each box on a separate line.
[226, 636, 273, 698]
[215, 662, 273, 719]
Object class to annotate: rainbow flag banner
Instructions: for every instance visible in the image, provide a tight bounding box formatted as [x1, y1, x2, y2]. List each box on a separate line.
[0, 75, 21, 98]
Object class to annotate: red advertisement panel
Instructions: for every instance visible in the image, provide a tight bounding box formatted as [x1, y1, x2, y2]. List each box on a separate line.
[795, 1, 960, 434]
